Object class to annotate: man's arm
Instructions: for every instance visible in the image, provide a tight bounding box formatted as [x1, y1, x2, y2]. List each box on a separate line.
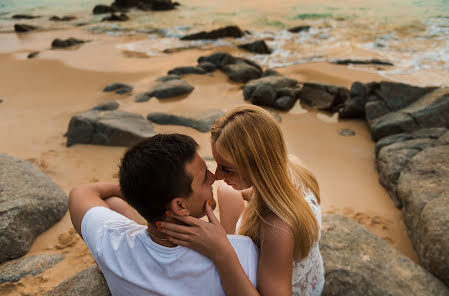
[68, 182, 123, 236]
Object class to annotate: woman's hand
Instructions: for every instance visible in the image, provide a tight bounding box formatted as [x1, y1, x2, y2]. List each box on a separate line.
[158, 201, 232, 261]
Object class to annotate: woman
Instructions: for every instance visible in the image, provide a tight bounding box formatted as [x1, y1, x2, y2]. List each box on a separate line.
[158, 105, 324, 295]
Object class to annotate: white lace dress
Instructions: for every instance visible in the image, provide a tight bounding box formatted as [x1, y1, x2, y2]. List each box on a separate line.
[235, 190, 324, 296]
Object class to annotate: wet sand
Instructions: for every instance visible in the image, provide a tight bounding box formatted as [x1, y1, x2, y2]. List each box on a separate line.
[0, 28, 418, 295]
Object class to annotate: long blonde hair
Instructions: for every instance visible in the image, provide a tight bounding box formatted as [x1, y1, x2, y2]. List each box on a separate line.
[211, 105, 320, 260]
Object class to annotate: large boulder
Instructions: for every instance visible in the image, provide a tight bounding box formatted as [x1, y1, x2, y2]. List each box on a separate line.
[321, 214, 449, 296]
[0, 154, 67, 263]
[0, 254, 64, 284]
[46, 266, 110, 296]
[397, 142, 449, 286]
[238, 40, 272, 54]
[338, 82, 370, 119]
[66, 110, 155, 147]
[180, 26, 244, 40]
[298, 83, 350, 113]
[147, 109, 224, 132]
[146, 79, 194, 99]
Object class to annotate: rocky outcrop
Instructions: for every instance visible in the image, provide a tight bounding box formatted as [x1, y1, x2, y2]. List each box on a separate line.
[101, 13, 129, 22]
[111, 0, 178, 11]
[243, 75, 299, 111]
[0, 254, 64, 284]
[46, 266, 110, 296]
[90, 100, 120, 111]
[93, 5, 118, 14]
[181, 26, 244, 40]
[66, 110, 155, 147]
[14, 24, 38, 33]
[238, 40, 272, 54]
[298, 83, 350, 113]
[147, 109, 224, 132]
[103, 83, 133, 94]
[222, 62, 262, 83]
[167, 66, 207, 76]
[146, 79, 194, 99]
[51, 38, 85, 49]
[320, 214, 449, 296]
[333, 59, 393, 66]
[0, 154, 67, 263]
[288, 25, 310, 33]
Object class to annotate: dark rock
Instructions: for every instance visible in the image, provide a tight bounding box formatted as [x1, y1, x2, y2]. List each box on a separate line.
[436, 130, 449, 146]
[321, 214, 449, 296]
[261, 69, 280, 77]
[27, 51, 40, 59]
[338, 82, 370, 118]
[243, 75, 298, 100]
[0, 154, 67, 263]
[197, 61, 217, 72]
[93, 5, 117, 14]
[249, 83, 276, 106]
[150, 0, 177, 11]
[0, 99, 3, 104]
[365, 97, 390, 122]
[49, 16, 77, 21]
[51, 38, 85, 49]
[288, 25, 311, 33]
[181, 26, 244, 40]
[14, 24, 38, 33]
[337, 128, 355, 137]
[0, 254, 64, 284]
[135, 93, 151, 103]
[273, 96, 297, 111]
[111, 0, 177, 11]
[12, 14, 40, 19]
[147, 109, 225, 132]
[162, 45, 201, 54]
[146, 79, 194, 99]
[298, 83, 350, 113]
[103, 83, 133, 95]
[333, 59, 394, 66]
[46, 266, 110, 296]
[90, 100, 119, 111]
[238, 40, 272, 54]
[198, 52, 237, 69]
[156, 74, 182, 82]
[101, 13, 129, 22]
[222, 62, 262, 83]
[397, 145, 449, 285]
[167, 66, 207, 76]
[66, 110, 155, 147]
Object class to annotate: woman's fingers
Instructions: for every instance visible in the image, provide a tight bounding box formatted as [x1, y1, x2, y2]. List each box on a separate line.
[165, 212, 201, 226]
[166, 236, 190, 248]
[159, 227, 194, 242]
[158, 221, 195, 234]
[205, 201, 220, 224]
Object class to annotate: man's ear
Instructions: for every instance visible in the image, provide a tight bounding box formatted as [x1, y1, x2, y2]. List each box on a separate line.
[169, 198, 190, 216]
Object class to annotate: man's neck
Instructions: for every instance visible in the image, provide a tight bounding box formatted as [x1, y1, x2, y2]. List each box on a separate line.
[146, 217, 184, 248]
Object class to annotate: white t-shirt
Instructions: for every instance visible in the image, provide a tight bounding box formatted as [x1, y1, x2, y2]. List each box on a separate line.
[81, 206, 259, 296]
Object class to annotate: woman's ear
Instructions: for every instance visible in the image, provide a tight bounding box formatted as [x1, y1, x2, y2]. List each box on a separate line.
[169, 198, 190, 216]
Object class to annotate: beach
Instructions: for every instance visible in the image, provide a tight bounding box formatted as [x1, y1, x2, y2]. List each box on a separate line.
[1, 1, 448, 294]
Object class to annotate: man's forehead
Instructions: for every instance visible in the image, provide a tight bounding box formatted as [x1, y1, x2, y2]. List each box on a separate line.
[186, 152, 206, 180]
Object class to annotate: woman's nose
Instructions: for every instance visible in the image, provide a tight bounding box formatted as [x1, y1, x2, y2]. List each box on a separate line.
[214, 166, 224, 180]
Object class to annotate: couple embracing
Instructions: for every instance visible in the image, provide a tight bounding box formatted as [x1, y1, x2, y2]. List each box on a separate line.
[69, 104, 324, 296]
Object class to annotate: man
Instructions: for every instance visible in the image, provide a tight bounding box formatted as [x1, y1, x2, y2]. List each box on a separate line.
[69, 134, 258, 295]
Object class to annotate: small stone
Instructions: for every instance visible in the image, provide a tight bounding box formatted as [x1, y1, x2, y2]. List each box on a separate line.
[103, 83, 133, 95]
[135, 93, 151, 103]
[49, 16, 77, 21]
[51, 38, 85, 48]
[12, 14, 40, 19]
[101, 13, 129, 22]
[238, 40, 272, 54]
[338, 128, 356, 137]
[14, 24, 38, 33]
[27, 51, 39, 59]
[90, 100, 119, 111]
[288, 25, 311, 33]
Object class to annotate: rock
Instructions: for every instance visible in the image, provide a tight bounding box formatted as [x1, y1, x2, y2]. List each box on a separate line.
[111, 0, 177, 11]
[46, 266, 110, 296]
[146, 79, 194, 99]
[222, 62, 262, 83]
[90, 100, 119, 111]
[14, 24, 38, 33]
[103, 83, 133, 95]
[369, 88, 449, 141]
[27, 51, 40, 59]
[397, 145, 449, 285]
[156, 74, 182, 82]
[197, 62, 216, 72]
[320, 214, 449, 296]
[273, 96, 297, 111]
[0, 154, 67, 263]
[261, 69, 280, 77]
[51, 38, 85, 49]
[181, 26, 244, 40]
[338, 81, 370, 119]
[93, 5, 117, 14]
[101, 13, 129, 22]
[147, 109, 225, 132]
[135, 93, 151, 103]
[0, 254, 64, 284]
[66, 110, 155, 147]
[288, 25, 311, 33]
[0, 99, 3, 103]
[150, 0, 177, 11]
[333, 59, 394, 66]
[436, 130, 449, 145]
[298, 83, 350, 113]
[238, 40, 272, 54]
[12, 14, 40, 19]
[197, 52, 237, 69]
[337, 128, 355, 137]
[243, 75, 298, 100]
[167, 66, 207, 76]
[249, 83, 276, 106]
[49, 16, 77, 21]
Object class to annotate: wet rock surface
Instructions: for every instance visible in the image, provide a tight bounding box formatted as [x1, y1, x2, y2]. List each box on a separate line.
[321, 214, 449, 296]
[51, 38, 85, 49]
[90, 100, 120, 111]
[147, 109, 225, 132]
[66, 110, 155, 147]
[14, 24, 38, 32]
[0, 254, 64, 284]
[103, 83, 133, 94]
[0, 154, 67, 263]
[181, 26, 244, 40]
[146, 79, 194, 99]
[238, 40, 272, 54]
[333, 59, 393, 66]
[298, 83, 350, 113]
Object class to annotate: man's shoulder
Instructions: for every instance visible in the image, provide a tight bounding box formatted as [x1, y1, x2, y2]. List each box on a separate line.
[227, 235, 258, 253]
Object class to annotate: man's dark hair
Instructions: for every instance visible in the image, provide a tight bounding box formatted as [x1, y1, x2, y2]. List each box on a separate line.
[119, 134, 199, 223]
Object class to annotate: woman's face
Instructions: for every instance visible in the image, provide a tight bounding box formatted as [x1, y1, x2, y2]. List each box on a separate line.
[211, 141, 249, 190]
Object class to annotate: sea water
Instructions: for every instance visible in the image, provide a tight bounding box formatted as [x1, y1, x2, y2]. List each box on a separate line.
[1, 0, 448, 86]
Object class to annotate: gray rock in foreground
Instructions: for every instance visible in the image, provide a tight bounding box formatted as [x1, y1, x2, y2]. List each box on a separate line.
[0, 254, 64, 284]
[66, 110, 155, 147]
[46, 266, 111, 296]
[147, 109, 225, 132]
[321, 214, 449, 296]
[146, 79, 194, 99]
[298, 83, 350, 113]
[0, 154, 67, 264]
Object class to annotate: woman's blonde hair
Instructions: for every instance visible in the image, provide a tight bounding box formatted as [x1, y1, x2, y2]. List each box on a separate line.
[211, 105, 320, 260]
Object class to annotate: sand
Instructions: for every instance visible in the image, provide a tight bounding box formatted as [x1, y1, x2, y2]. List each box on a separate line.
[0, 27, 418, 295]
